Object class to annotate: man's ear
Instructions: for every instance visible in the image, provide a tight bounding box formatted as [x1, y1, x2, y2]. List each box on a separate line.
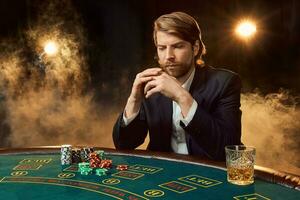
[193, 40, 200, 57]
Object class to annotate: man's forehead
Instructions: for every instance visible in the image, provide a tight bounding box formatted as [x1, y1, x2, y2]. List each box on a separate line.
[156, 31, 188, 46]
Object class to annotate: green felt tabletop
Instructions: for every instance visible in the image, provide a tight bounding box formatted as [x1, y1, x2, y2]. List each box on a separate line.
[0, 152, 299, 200]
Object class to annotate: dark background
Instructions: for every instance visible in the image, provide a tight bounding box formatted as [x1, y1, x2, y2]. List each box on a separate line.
[0, 0, 299, 102]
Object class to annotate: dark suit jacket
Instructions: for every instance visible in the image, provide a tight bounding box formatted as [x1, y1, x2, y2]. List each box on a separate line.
[113, 65, 242, 161]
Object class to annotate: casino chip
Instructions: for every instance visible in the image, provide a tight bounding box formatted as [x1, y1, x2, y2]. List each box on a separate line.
[61, 145, 96, 166]
[71, 148, 82, 164]
[80, 147, 94, 162]
[61, 144, 72, 165]
[78, 162, 93, 175]
[63, 148, 119, 176]
[95, 168, 108, 176]
[100, 159, 112, 169]
[89, 152, 102, 168]
[94, 150, 105, 159]
[116, 165, 128, 171]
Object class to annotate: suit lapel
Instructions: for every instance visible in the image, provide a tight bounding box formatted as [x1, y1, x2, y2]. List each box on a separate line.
[190, 65, 207, 94]
[159, 94, 172, 125]
[186, 65, 207, 154]
[158, 94, 173, 148]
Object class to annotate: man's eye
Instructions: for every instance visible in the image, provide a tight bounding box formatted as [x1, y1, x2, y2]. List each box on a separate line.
[175, 44, 184, 48]
[158, 47, 165, 51]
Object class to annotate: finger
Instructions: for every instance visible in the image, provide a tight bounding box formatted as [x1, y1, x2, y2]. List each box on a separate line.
[144, 80, 157, 94]
[145, 86, 160, 98]
[132, 77, 153, 91]
[156, 72, 179, 85]
[157, 71, 171, 79]
[138, 68, 162, 78]
[135, 76, 153, 85]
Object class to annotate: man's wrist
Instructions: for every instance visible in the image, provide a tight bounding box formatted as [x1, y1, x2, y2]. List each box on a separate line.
[124, 96, 142, 118]
[176, 89, 193, 106]
[180, 100, 198, 127]
[127, 95, 143, 105]
[122, 110, 139, 126]
[175, 89, 194, 117]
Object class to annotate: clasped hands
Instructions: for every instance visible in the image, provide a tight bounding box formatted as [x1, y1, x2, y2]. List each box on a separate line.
[125, 67, 194, 118]
[132, 68, 184, 102]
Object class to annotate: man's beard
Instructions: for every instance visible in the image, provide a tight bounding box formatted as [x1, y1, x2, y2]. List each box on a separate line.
[160, 60, 193, 79]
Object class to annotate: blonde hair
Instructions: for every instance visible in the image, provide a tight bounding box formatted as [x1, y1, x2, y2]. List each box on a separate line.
[153, 12, 206, 65]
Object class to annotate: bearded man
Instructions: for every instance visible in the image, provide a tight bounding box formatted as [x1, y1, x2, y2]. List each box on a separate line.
[112, 12, 242, 161]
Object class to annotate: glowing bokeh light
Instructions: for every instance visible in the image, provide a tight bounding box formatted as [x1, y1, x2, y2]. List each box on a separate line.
[235, 20, 257, 39]
[44, 41, 58, 56]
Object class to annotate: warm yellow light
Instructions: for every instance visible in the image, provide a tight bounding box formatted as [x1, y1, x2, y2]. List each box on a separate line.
[44, 41, 58, 56]
[235, 20, 257, 39]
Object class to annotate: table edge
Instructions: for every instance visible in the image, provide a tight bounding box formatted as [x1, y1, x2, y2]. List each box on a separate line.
[0, 146, 299, 190]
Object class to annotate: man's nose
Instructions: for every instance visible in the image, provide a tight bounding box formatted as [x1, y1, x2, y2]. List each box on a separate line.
[166, 48, 175, 61]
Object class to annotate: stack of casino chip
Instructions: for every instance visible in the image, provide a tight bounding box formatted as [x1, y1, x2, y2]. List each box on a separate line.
[71, 148, 82, 164]
[89, 152, 102, 168]
[78, 162, 93, 175]
[100, 159, 112, 168]
[80, 147, 94, 162]
[67, 148, 116, 176]
[61, 144, 72, 165]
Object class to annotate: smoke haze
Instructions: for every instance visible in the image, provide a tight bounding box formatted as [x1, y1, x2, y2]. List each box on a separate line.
[241, 91, 300, 175]
[0, 0, 118, 148]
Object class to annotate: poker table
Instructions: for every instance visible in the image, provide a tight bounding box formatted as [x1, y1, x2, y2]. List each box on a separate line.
[0, 147, 299, 200]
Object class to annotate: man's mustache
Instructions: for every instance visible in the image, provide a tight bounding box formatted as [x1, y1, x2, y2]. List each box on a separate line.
[162, 62, 181, 67]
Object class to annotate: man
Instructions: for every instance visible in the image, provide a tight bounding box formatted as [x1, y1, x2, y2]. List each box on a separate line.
[113, 12, 242, 161]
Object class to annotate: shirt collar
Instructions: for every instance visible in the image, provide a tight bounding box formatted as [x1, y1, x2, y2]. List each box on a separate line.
[181, 67, 195, 91]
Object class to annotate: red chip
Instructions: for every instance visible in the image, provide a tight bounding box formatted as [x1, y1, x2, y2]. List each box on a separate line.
[116, 165, 128, 171]
[89, 152, 98, 158]
[89, 154, 102, 168]
[100, 159, 112, 168]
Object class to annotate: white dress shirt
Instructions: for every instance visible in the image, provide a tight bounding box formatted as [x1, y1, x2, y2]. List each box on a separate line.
[123, 68, 198, 155]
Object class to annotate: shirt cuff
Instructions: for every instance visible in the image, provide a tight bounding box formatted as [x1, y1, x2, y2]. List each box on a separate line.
[122, 110, 139, 126]
[180, 100, 198, 127]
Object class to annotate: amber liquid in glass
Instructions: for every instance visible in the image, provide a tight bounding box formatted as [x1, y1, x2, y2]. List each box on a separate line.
[227, 165, 254, 185]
